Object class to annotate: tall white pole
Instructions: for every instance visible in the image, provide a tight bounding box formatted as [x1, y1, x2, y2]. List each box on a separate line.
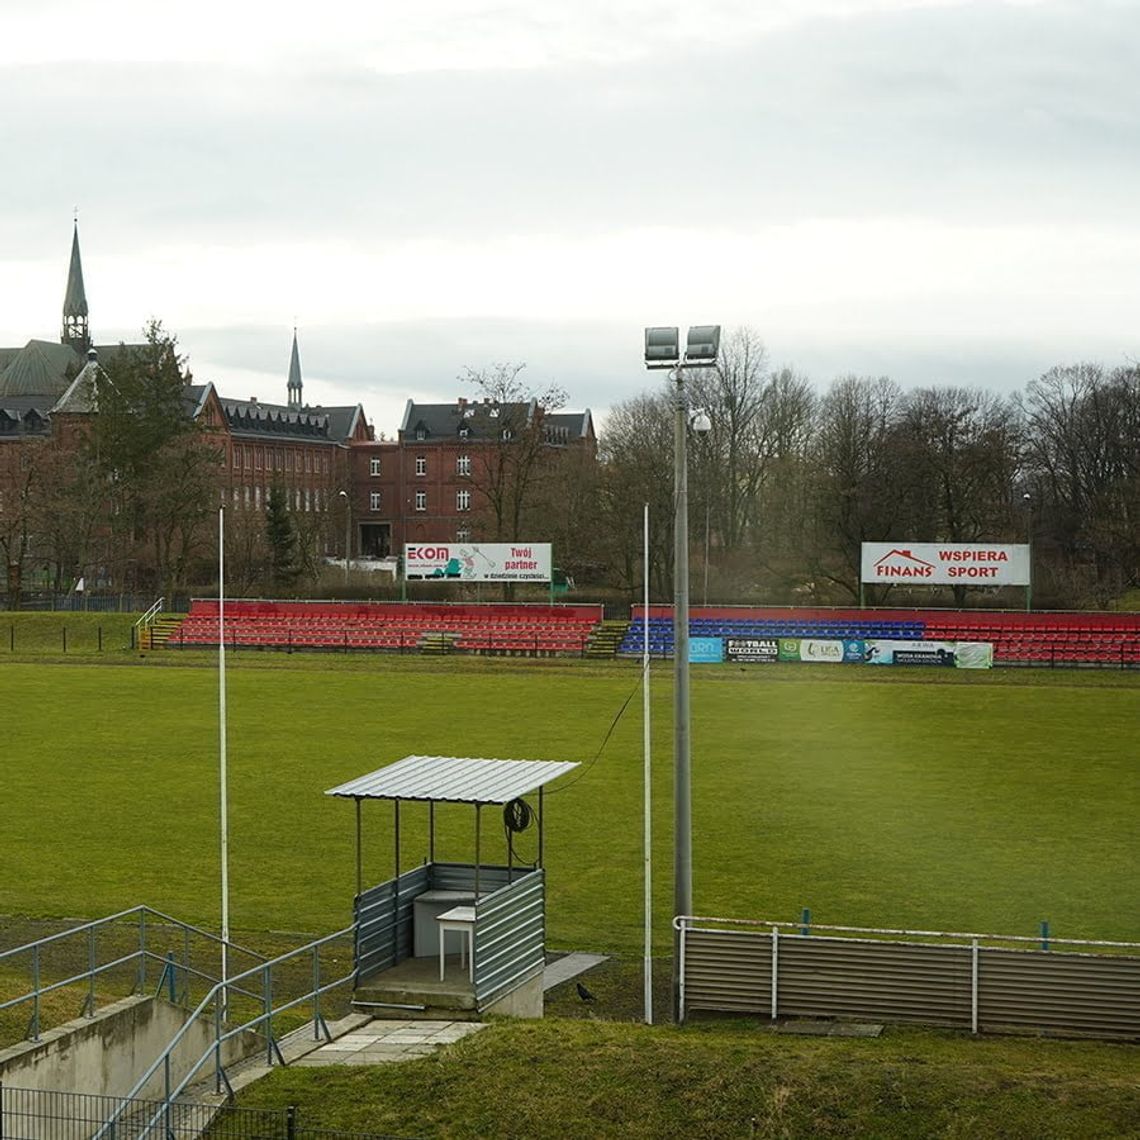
[672, 366, 693, 1023]
[218, 505, 230, 1018]
[642, 502, 653, 1024]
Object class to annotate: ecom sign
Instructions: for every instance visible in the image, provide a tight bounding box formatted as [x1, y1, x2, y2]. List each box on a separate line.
[861, 543, 1030, 586]
[404, 543, 552, 582]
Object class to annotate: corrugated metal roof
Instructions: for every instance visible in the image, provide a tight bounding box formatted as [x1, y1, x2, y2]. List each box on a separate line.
[326, 755, 579, 804]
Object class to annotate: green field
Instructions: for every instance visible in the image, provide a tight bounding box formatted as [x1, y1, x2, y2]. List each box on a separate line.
[1, 651, 1136, 950]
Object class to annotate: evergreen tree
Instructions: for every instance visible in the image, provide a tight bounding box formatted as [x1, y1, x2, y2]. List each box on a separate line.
[265, 485, 299, 588]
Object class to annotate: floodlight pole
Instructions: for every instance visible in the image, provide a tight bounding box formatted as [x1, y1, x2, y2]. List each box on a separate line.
[672, 364, 693, 1021]
[643, 502, 653, 1025]
[645, 324, 719, 1025]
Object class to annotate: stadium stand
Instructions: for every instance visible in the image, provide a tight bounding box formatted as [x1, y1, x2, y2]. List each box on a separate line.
[169, 600, 604, 657]
[619, 605, 1140, 668]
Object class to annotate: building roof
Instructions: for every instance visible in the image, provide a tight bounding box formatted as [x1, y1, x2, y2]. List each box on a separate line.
[220, 396, 365, 445]
[399, 398, 540, 441]
[325, 754, 579, 805]
[0, 340, 82, 399]
[544, 410, 595, 443]
[52, 356, 102, 414]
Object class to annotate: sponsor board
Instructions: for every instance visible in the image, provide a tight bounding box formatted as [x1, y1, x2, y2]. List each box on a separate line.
[689, 637, 724, 663]
[865, 639, 957, 667]
[774, 638, 864, 664]
[404, 543, 552, 582]
[861, 543, 1030, 586]
[725, 637, 779, 663]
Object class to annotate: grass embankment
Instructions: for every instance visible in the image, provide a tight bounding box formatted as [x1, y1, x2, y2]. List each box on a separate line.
[0, 653, 1137, 948]
[0, 611, 140, 657]
[233, 1015, 1140, 1139]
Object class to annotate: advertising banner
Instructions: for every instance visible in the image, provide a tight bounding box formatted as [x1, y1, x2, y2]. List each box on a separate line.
[404, 543, 552, 582]
[778, 639, 801, 662]
[689, 637, 725, 663]
[861, 543, 1030, 586]
[725, 637, 779, 663]
[865, 639, 955, 666]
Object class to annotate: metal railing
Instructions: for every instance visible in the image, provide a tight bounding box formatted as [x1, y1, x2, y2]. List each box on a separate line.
[93, 925, 358, 1139]
[675, 914, 1140, 1036]
[0, 1083, 414, 1139]
[133, 597, 165, 629]
[0, 907, 266, 1043]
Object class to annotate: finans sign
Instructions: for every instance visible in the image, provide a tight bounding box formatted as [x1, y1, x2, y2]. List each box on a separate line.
[861, 543, 1030, 586]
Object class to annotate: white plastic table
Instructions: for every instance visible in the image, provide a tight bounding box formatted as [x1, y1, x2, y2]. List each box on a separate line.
[436, 905, 476, 982]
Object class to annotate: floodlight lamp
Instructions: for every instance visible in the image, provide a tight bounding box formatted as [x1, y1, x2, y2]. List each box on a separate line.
[645, 326, 680, 368]
[684, 325, 721, 363]
[691, 409, 712, 433]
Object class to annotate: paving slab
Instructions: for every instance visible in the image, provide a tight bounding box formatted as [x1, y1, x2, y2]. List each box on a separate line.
[543, 952, 609, 991]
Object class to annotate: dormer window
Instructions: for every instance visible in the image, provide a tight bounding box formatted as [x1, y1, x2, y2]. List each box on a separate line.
[458, 424, 470, 439]
[414, 421, 427, 441]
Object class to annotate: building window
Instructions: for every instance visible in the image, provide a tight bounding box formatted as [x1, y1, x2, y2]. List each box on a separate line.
[232, 447, 240, 469]
[415, 426, 426, 441]
[458, 424, 470, 439]
[415, 456, 426, 476]
[457, 527, 470, 543]
[456, 454, 470, 476]
[415, 490, 427, 512]
[370, 491, 382, 511]
[456, 489, 470, 512]
[501, 428, 514, 442]
[370, 457, 381, 477]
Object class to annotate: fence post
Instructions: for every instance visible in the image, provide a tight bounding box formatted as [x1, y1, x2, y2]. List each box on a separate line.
[62, 626, 67, 653]
[9, 624, 13, 652]
[800, 908, 811, 937]
[970, 939, 979, 1034]
[1040, 920, 1050, 951]
[771, 928, 779, 1020]
[88, 927, 97, 1016]
[137, 911, 147, 991]
[312, 944, 322, 1040]
[264, 964, 274, 1066]
[98, 626, 103, 653]
[30, 944, 40, 1041]
[286, 1105, 298, 1140]
[165, 952, 177, 1002]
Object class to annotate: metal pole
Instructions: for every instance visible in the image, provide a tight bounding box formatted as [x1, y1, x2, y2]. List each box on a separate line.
[355, 798, 363, 899]
[218, 505, 230, 1021]
[672, 365, 693, 1023]
[1025, 498, 1033, 613]
[474, 804, 481, 898]
[703, 501, 710, 606]
[643, 502, 653, 1025]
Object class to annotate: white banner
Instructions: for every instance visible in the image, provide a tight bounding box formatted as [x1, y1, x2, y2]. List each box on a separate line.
[861, 543, 1030, 586]
[404, 542, 552, 582]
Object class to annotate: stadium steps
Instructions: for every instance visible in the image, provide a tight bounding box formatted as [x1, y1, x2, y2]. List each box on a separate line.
[419, 631, 460, 655]
[139, 615, 183, 650]
[585, 620, 630, 658]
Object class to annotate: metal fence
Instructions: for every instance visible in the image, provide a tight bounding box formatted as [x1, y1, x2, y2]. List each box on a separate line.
[677, 915, 1140, 1038]
[0, 1083, 414, 1139]
[0, 908, 268, 1043]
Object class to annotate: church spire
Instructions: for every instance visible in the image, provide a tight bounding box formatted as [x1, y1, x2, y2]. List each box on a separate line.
[287, 326, 303, 410]
[61, 218, 91, 353]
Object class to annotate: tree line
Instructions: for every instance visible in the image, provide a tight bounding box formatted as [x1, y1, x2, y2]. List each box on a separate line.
[552, 328, 1139, 610]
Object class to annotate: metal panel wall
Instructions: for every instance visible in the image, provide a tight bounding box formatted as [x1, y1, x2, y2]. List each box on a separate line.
[979, 947, 1140, 1037]
[681, 922, 1140, 1038]
[428, 862, 512, 895]
[354, 866, 429, 982]
[778, 937, 971, 1027]
[474, 870, 545, 1007]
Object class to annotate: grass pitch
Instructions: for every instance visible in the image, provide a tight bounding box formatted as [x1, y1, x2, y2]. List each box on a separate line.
[0, 651, 1135, 951]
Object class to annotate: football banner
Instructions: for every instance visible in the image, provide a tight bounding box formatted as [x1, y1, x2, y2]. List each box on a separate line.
[404, 543, 552, 582]
[861, 543, 1029, 586]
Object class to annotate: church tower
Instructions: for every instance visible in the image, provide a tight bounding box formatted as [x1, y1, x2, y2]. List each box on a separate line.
[287, 327, 303, 410]
[61, 220, 91, 353]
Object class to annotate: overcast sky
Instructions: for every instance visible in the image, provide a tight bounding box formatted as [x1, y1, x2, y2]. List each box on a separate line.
[1, 0, 1136, 433]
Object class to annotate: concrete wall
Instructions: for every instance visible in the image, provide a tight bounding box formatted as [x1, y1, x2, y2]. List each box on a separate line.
[0, 994, 259, 1102]
[484, 971, 543, 1019]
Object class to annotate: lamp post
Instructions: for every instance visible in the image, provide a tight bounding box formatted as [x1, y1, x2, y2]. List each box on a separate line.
[338, 490, 350, 588]
[645, 325, 719, 1022]
[1023, 492, 1032, 612]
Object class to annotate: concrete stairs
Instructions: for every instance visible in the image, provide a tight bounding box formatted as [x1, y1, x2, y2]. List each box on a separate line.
[586, 619, 630, 658]
[139, 615, 182, 650]
[352, 956, 481, 1021]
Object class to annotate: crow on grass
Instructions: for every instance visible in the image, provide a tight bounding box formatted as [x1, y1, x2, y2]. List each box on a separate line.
[576, 981, 596, 1002]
